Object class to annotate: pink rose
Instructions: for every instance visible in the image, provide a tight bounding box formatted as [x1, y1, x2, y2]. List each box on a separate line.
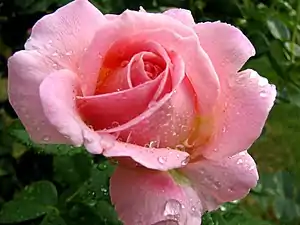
[8, 0, 276, 224]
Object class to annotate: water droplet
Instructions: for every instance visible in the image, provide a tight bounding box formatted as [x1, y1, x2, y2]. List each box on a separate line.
[175, 144, 186, 152]
[101, 187, 107, 193]
[228, 187, 234, 192]
[48, 40, 53, 44]
[83, 47, 87, 52]
[148, 101, 157, 108]
[120, 60, 129, 67]
[181, 156, 190, 166]
[249, 165, 256, 171]
[158, 156, 167, 164]
[260, 90, 267, 97]
[111, 121, 120, 127]
[213, 181, 221, 189]
[64, 135, 70, 139]
[149, 140, 160, 148]
[43, 136, 50, 142]
[213, 148, 218, 152]
[191, 206, 196, 212]
[237, 158, 243, 164]
[164, 199, 182, 218]
[52, 63, 58, 68]
[222, 126, 226, 133]
[65, 51, 73, 56]
[52, 52, 59, 57]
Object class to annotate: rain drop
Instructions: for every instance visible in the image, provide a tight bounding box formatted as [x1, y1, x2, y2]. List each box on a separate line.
[52, 52, 59, 57]
[181, 156, 190, 166]
[111, 121, 120, 127]
[158, 156, 167, 164]
[164, 199, 182, 218]
[237, 158, 243, 164]
[222, 126, 226, 133]
[65, 51, 73, 56]
[149, 140, 160, 148]
[175, 144, 186, 152]
[43, 136, 50, 142]
[260, 91, 267, 97]
[148, 101, 157, 108]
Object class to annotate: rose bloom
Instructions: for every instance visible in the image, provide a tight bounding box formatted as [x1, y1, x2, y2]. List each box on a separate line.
[8, 0, 276, 224]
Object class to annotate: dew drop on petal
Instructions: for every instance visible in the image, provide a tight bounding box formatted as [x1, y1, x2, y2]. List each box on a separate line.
[237, 158, 243, 164]
[181, 156, 190, 166]
[148, 101, 157, 108]
[175, 144, 186, 152]
[158, 156, 167, 164]
[52, 52, 59, 57]
[164, 199, 182, 218]
[260, 90, 267, 97]
[43, 136, 50, 142]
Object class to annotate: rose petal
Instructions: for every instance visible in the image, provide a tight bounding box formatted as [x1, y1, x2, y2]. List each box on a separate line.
[163, 9, 195, 27]
[181, 151, 258, 211]
[193, 22, 255, 78]
[77, 72, 163, 131]
[25, 0, 106, 94]
[39, 69, 104, 154]
[103, 141, 190, 171]
[82, 11, 219, 114]
[200, 69, 276, 159]
[8, 50, 68, 143]
[110, 166, 202, 225]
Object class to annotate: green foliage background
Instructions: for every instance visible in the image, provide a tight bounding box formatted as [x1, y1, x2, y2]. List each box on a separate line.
[0, 0, 300, 224]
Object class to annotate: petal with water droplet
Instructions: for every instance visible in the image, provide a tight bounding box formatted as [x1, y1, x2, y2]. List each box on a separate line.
[110, 166, 202, 225]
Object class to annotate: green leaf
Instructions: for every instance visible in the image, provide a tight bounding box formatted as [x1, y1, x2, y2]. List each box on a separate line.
[0, 200, 48, 223]
[284, 42, 300, 57]
[53, 153, 92, 186]
[10, 128, 84, 155]
[0, 181, 58, 223]
[266, 18, 291, 41]
[40, 211, 66, 225]
[19, 181, 58, 206]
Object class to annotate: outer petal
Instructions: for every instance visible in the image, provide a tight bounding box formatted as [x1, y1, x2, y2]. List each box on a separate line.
[25, 0, 106, 91]
[200, 69, 276, 159]
[193, 22, 255, 78]
[103, 141, 190, 171]
[39, 69, 103, 154]
[8, 50, 68, 143]
[181, 151, 258, 211]
[110, 166, 202, 225]
[163, 9, 195, 27]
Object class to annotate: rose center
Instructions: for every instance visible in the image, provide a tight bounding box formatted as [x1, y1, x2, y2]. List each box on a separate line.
[144, 61, 163, 79]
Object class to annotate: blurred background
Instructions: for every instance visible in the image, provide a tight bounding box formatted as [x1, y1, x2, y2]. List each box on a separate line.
[0, 0, 300, 224]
